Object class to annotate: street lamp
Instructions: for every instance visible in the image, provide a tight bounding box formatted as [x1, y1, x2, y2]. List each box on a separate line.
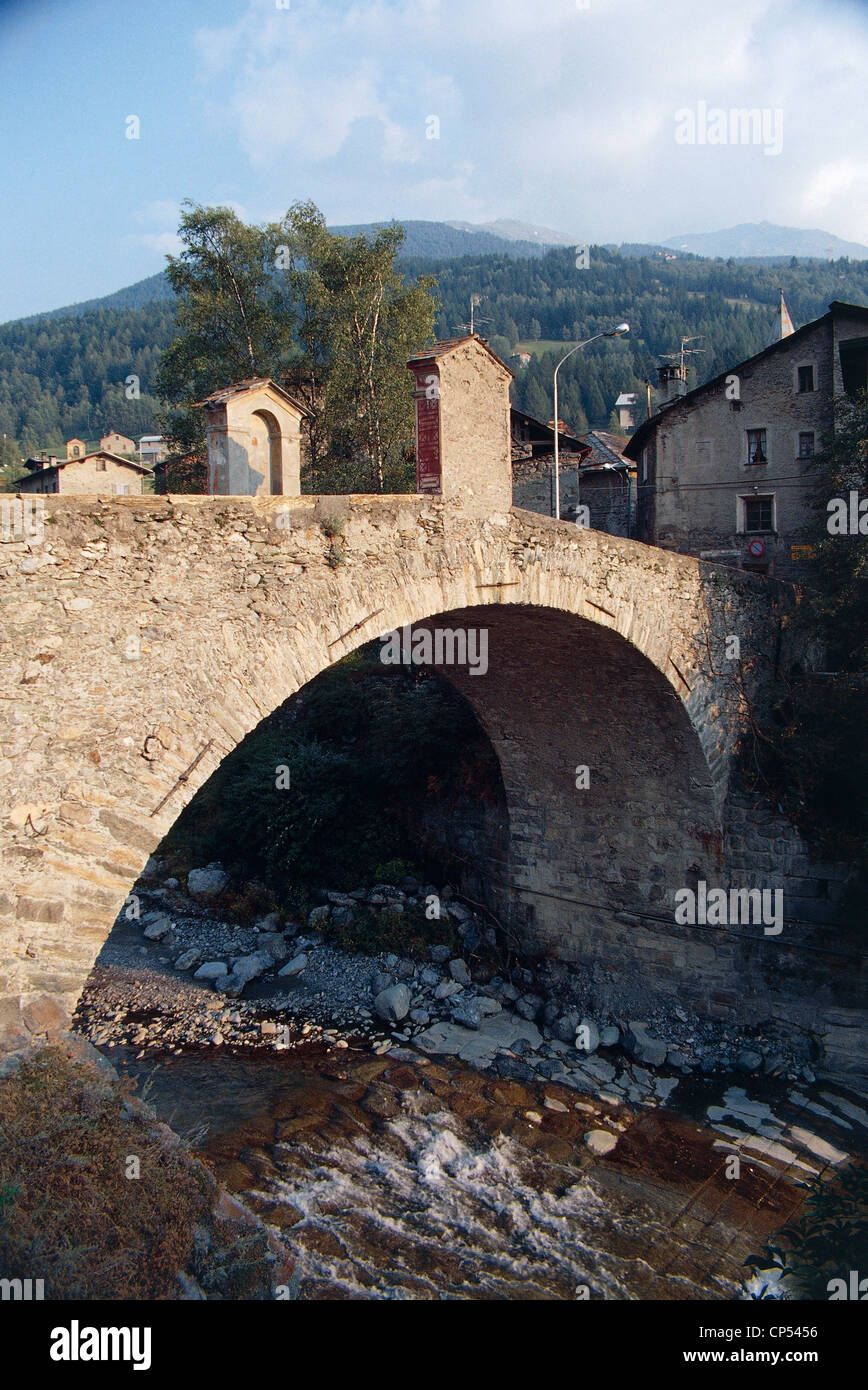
[553, 322, 629, 521]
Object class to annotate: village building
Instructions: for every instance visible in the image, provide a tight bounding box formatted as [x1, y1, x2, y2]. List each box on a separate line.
[511, 414, 636, 537]
[614, 391, 638, 430]
[199, 378, 310, 496]
[624, 300, 868, 579]
[65, 437, 87, 459]
[511, 409, 591, 518]
[571, 431, 635, 538]
[98, 430, 137, 456]
[15, 450, 152, 494]
[138, 435, 168, 468]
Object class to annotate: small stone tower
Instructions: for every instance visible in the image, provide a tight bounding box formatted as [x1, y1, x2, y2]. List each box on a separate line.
[198, 378, 310, 496]
[407, 336, 513, 516]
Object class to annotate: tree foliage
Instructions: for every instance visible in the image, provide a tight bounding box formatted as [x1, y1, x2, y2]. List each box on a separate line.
[155, 203, 297, 457]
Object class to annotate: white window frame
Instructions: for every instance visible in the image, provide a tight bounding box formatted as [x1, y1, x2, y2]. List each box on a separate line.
[738, 492, 776, 534]
[745, 426, 768, 467]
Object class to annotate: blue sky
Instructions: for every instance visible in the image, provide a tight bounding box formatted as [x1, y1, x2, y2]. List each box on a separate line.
[1, 0, 867, 321]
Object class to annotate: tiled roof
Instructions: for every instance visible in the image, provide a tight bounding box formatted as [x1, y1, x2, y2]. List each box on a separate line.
[196, 377, 312, 416]
[407, 334, 513, 375]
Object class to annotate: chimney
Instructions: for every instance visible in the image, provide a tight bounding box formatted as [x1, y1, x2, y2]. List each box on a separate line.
[656, 363, 688, 406]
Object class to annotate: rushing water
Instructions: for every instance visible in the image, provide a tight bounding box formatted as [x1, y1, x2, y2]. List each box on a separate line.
[109, 1039, 857, 1301]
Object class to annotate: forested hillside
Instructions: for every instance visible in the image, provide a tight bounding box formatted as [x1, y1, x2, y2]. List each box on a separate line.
[2, 245, 867, 462]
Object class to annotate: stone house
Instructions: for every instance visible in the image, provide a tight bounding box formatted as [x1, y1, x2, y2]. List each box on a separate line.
[511, 421, 636, 537]
[65, 437, 87, 459]
[98, 430, 137, 457]
[138, 435, 168, 469]
[571, 432, 635, 537]
[511, 409, 591, 519]
[624, 300, 868, 580]
[15, 451, 151, 495]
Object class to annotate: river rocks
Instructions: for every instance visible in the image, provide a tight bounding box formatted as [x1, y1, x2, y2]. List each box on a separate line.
[434, 981, 463, 1000]
[420, 967, 440, 988]
[624, 1021, 668, 1067]
[736, 1049, 763, 1073]
[554, 1012, 580, 1044]
[308, 905, 330, 929]
[258, 932, 288, 962]
[448, 958, 471, 986]
[279, 953, 309, 978]
[429, 945, 451, 964]
[255, 912, 282, 934]
[187, 864, 228, 899]
[194, 962, 229, 982]
[374, 984, 411, 1023]
[599, 1026, 620, 1048]
[515, 994, 544, 1021]
[450, 997, 483, 1029]
[584, 1130, 618, 1155]
[220, 951, 273, 996]
[142, 914, 173, 940]
[174, 948, 202, 972]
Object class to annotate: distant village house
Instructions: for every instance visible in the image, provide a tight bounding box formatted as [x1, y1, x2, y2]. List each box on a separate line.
[16, 450, 151, 494]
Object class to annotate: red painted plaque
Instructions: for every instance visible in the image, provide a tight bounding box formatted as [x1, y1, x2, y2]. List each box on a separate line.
[412, 366, 441, 493]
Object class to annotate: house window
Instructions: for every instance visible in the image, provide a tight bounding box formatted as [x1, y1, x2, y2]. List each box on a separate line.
[96, 459, 106, 471]
[797, 364, 815, 393]
[746, 428, 767, 465]
[640, 447, 648, 482]
[798, 431, 815, 459]
[743, 495, 774, 532]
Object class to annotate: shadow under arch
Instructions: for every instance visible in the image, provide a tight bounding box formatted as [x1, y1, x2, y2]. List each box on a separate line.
[250, 409, 283, 495]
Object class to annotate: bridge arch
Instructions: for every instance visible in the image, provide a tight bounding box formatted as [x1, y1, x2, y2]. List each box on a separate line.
[0, 495, 816, 1052]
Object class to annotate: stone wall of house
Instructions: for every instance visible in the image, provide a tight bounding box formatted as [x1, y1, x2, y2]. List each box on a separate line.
[0, 495, 861, 1077]
[634, 314, 868, 581]
[18, 458, 145, 496]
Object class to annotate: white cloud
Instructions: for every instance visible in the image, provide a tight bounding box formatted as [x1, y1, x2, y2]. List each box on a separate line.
[190, 0, 868, 244]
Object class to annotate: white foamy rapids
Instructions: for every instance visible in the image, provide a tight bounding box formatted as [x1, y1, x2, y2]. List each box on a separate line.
[266, 1096, 735, 1300]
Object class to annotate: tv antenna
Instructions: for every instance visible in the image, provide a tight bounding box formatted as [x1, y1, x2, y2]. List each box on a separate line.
[661, 335, 706, 373]
[454, 293, 490, 336]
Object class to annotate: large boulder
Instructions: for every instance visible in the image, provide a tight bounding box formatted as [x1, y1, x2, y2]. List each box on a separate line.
[374, 984, 411, 1023]
[187, 864, 228, 899]
[258, 932, 288, 962]
[448, 958, 472, 986]
[624, 1021, 668, 1067]
[219, 951, 273, 996]
[142, 914, 173, 940]
[278, 953, 309, 978]
[193, 961, 229, 982]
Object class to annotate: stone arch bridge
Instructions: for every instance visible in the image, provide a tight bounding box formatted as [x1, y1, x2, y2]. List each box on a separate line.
[0, 495, 859, 1071]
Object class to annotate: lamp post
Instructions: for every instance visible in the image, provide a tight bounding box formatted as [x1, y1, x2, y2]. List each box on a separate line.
[553, 322, 629, 520]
